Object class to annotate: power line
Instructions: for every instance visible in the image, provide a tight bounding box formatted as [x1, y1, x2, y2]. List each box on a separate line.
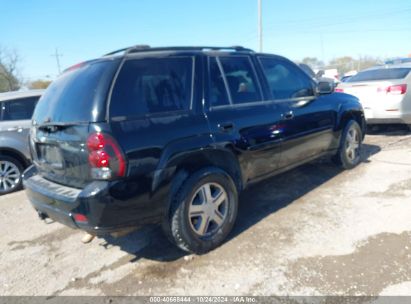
[241, 7, 411, 42]
[264, 7, 411, 31]
[241, 27, 411, 46]
[263, 8, 411, 36]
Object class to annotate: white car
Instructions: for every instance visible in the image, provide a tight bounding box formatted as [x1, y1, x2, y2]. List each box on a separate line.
[336, 64, 411, 125]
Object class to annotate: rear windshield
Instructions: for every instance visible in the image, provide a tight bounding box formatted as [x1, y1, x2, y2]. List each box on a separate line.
[33, 58, 120, 124]
[347, 68, 411, 82]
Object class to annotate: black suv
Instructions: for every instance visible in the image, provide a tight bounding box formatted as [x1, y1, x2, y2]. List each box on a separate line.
[24, 46, 365, 254]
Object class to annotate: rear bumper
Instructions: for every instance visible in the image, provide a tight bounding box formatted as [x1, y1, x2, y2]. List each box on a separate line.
[23, 165, 162, 235]
[367, 117, 411, 125]
[364, 109, 411, 125]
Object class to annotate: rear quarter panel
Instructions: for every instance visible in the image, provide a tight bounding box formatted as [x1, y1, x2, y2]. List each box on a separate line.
[334, 92, 366, 135]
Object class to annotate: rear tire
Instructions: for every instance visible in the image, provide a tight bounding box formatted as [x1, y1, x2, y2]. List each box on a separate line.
[333, 120, 363, 169]
[0, 156, 24, 195]
[165, 167, 238, 254]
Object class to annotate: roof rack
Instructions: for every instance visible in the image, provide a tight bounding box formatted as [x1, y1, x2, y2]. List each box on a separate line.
[103, 45, 254, 56]
[104, 45, 151, 56]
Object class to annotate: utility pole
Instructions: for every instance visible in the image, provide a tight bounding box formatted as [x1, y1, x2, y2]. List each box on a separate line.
[51, 48, 63, 75]
[258, 0, 263, 52]
[320, 33, 325, 65]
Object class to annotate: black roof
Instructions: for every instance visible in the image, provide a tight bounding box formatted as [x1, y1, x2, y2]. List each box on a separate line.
[103, 45, 254, 57]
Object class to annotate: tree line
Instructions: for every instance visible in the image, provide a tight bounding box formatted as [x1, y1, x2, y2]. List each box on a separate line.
[0, 46, 51, 93]
[301, 56, 384, 75]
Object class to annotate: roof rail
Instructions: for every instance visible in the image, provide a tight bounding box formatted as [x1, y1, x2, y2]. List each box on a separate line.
[103, 45, 254, 56]
[103, 45, 151, 56]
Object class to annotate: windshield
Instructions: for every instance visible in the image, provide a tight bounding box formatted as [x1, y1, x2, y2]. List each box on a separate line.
[347, 67, 411, 83]
[33, 58, 120, 124]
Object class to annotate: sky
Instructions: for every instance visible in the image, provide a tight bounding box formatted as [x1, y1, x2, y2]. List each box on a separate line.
[1, 0, 411, 81]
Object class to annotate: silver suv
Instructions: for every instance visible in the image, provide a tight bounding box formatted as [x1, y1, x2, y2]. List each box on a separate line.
[0, 90, 43, 194]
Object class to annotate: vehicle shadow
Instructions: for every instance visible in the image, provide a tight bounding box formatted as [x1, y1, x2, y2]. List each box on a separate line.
[367, 124, 410, 136]
[232, 144, 381, 241]
[102, 143, 381, 262]
[102, 225, 186, 262]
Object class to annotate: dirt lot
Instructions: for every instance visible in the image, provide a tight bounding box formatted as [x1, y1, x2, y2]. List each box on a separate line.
[1, 127, 411, 296]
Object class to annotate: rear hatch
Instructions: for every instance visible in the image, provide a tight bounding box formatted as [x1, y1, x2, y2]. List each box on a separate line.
[341, 81, 388, 108]
[30, 58, 121, 188]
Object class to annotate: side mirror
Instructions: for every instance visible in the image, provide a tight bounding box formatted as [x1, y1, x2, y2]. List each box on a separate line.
[317, 81, 334, 94]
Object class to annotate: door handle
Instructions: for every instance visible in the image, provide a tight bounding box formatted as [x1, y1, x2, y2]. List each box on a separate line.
[218, 122, 234, 132]
[283, 111, 294, 120]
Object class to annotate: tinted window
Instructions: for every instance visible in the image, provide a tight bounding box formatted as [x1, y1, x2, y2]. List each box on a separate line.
[110, 57, 193, 118]
[218, 56, 262, 104]
[2, 96, 39, 121]
[299, 63, 316, 78]
[33, 59, 120, 124]
[347, 68, 411, 82]
[208, 57, 230, 107]
[259, 57, 315, 99]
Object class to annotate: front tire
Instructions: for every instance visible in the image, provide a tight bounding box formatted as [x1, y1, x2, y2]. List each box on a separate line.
[166, 167, 238, 254]
[0, 156, 24, 195]
[333, 120, 363, 169]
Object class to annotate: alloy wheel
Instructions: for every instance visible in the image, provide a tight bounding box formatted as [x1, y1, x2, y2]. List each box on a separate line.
[345, 126, 360, 162]
[188, 182, 228, 237]
[0, 161, 21, 194]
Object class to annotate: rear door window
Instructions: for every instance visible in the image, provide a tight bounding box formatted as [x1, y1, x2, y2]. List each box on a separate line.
[347, 68, 411, 82]
[1, 96, 39, 121]
[110, 57, 194, 118]
[259, 57, 315, 99]
[218, 56, 262, 105]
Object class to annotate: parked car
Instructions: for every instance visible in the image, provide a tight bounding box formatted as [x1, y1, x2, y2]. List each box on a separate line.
[298, 63, 336, 87]
[385, 58, 411, 65]
[23, 46, 365, 253]
[0, 90, 43, 194]
[340, 70, 358, 83]
[339, 75, 352, 83]
[336, 63, 411, 126]
[320, 68, 340, 83]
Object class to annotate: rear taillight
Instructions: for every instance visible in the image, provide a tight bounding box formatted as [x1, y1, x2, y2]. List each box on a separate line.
[377, 84, 407, 95]
[73, 213, 88, 223]
[335, 88, 344, 92]
[87, 132, 126, 180]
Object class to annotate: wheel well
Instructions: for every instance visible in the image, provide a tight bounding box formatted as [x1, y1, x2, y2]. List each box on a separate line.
[0, 148, 30, 168]
[173, 150, 243, 193]
[341, 111, 364, 131]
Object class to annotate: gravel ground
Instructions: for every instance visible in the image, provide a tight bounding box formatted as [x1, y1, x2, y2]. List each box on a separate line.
[1, 127, 411, 296]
